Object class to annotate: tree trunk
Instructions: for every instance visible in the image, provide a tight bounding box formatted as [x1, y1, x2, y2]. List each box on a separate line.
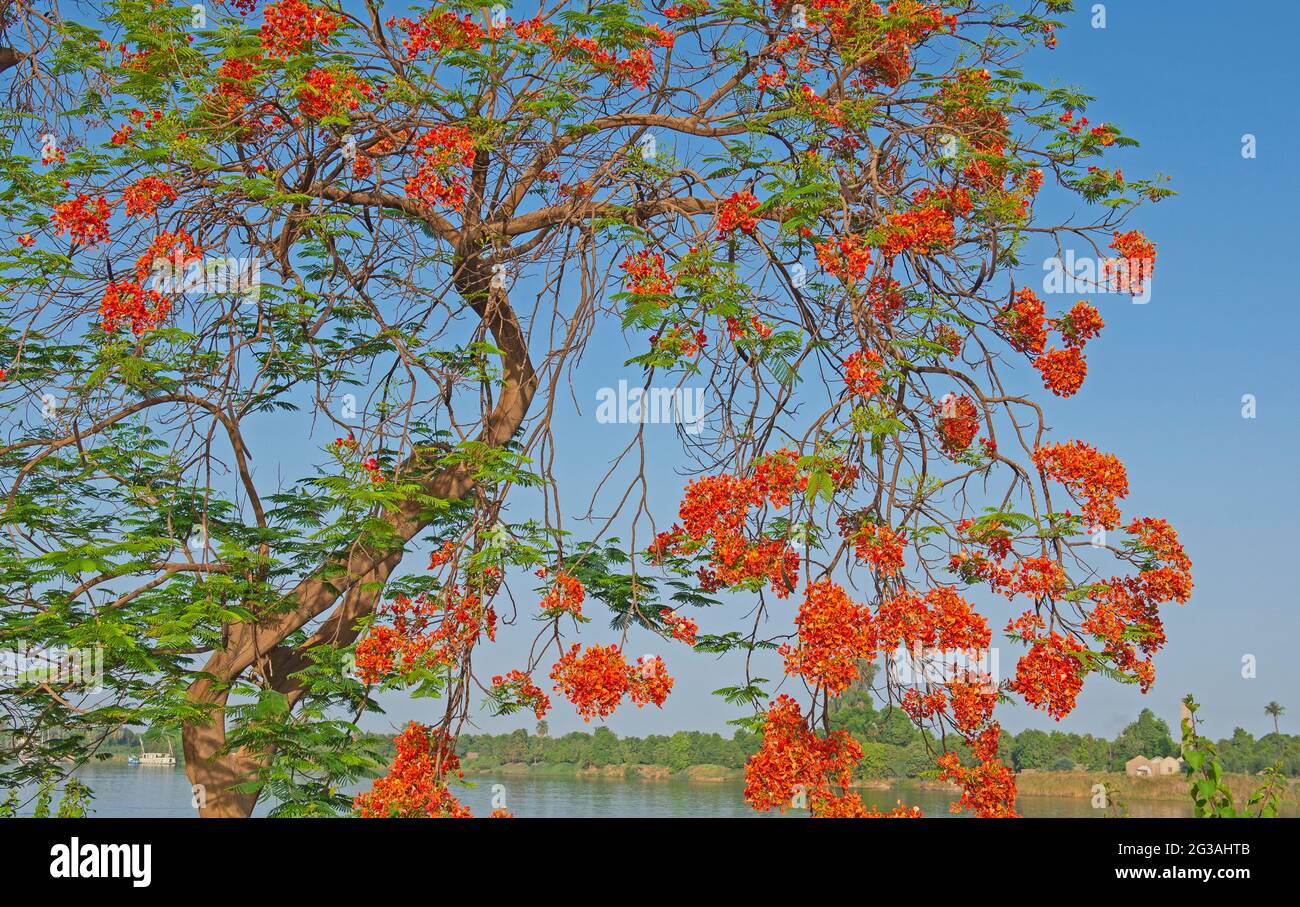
[182, 258, 536, 817]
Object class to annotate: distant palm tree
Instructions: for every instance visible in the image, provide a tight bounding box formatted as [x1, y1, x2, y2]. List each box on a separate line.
[1264, 701, 1285, 735]
[536, 719, 549, 738]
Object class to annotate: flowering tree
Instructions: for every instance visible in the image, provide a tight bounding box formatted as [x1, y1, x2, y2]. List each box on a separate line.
[0, 0, 1187, 818]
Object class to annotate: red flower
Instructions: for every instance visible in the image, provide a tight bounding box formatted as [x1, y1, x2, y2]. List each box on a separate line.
[715, 191, 760, 238]
[52, 195, 112, 248]
[1033, 346, 1087, 397]
[122, 177, 178, 219]
[1033, 440, 1128, 529]
[354, 722, 471, 818]
[780, 579, 877, 695]
[260, 0, 341, 60]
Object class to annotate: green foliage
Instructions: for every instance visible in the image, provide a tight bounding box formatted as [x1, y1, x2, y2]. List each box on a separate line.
[1181, 695, 1283, 818]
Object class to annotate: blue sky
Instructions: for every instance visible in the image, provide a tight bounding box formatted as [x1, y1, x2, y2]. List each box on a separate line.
[301, 3, 1300, 742]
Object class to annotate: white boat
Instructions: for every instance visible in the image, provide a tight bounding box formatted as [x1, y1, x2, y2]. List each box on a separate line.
[128, 736, 176, 765]
[128, 751, 176, 766]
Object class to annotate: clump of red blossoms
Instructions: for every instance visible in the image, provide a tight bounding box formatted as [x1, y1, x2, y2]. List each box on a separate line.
[99, 281, 171, 336]
[405, 125, 476, 211]
[847, 520, 906, 577]
[538, 570, 585, 619]
[935, 393, 980, 454]
[1007, 627, 1088, 720]
[260, 0, 341, 60]
[1105, 229, 1156, 296]
[355, 586, 498, 683]
[843, 349, 884, 398]
[1000, 287, 1047, 355]
[1032, 440, 1128, 529]
[1033, 346, 1087, 397]
[122, 177, 177, 219]
[779, 579, 877, 695]
[620, 250, 675, 296]
[817, 234, 874, 281]
[354, 722, 471, 818]
[744, 694, 896, 818]
[394, 10, 486, 57]
[52, 195, 112, 248]
[297, 68, 374, 119]
[491, 670, 552, 719]
[937, 724, 1018, 817]
[715, 191, 760, 238]
[660, 609, 699, 646]
[549, 643, 673, 721]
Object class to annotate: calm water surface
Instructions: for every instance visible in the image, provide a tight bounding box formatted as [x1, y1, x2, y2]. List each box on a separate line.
[14, 764, 1205, 818]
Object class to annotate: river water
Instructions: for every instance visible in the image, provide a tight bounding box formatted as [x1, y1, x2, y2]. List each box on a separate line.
[11, 764, 1207, 818]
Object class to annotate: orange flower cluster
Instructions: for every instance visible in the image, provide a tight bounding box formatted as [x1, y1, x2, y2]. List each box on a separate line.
[650, 449, 857, 598]
[110, 108, 164, 147]
[539, 570, 585, 618]
[934, 324, 962, 357]
[867, 273, 905, 322]
[99, 281, 171, 336]
[1033, 300, 1104, 397]
[744, 694, 872, 816]
[260, 0, 340, 60]
[298, 68, 374, 119]
[1007, 626, 1087, 720]
[664, 1, 710, 19]
[875, 586, 990, 653]
[393, 10, 486, 57]
[549, 643, 674, 721]
[1056, 299, 1104, 347]
[816, 234, 872, 280]
[208, 57, 263, 125]
[620, 250, 675, 296]
[135, 229, 201, 278]
[491, 669, 552, 719]
[726, 315, 774, 341]
[1082, 517, 1192, 691]
[715, 191, 761, 238]
[1033, 347, 1087, 397]
[937, 725, 1017, 817]
[936, 393, 980, 454]
[52, 195, 112, 248]
[847, 520, 906, 576]
[881, 187, 971, 257]
[660, 609, 699, 646]
[933, 67, 1010, 171]
[405, 126, 476, 210]
[1000, 287, 1048, 354]
[513, 17, 559, 44]
[98, 230, 202, 335]
[842, 349, 884, 398]
[351, 129, 409, 181]
[651, 324, 708, 359]
[780, 579, 876, 694]
[122, 176, 177, 219]
[354, 722, 470, 818]
[1032, 440, 1128, 529]
[1105, 229, 1157, 296]
[800, 0, 953, 89]
[354, 587, 498, 683]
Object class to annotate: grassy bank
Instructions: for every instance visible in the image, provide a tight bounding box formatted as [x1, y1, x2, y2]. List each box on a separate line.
[1014, 771, 1300, 806]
